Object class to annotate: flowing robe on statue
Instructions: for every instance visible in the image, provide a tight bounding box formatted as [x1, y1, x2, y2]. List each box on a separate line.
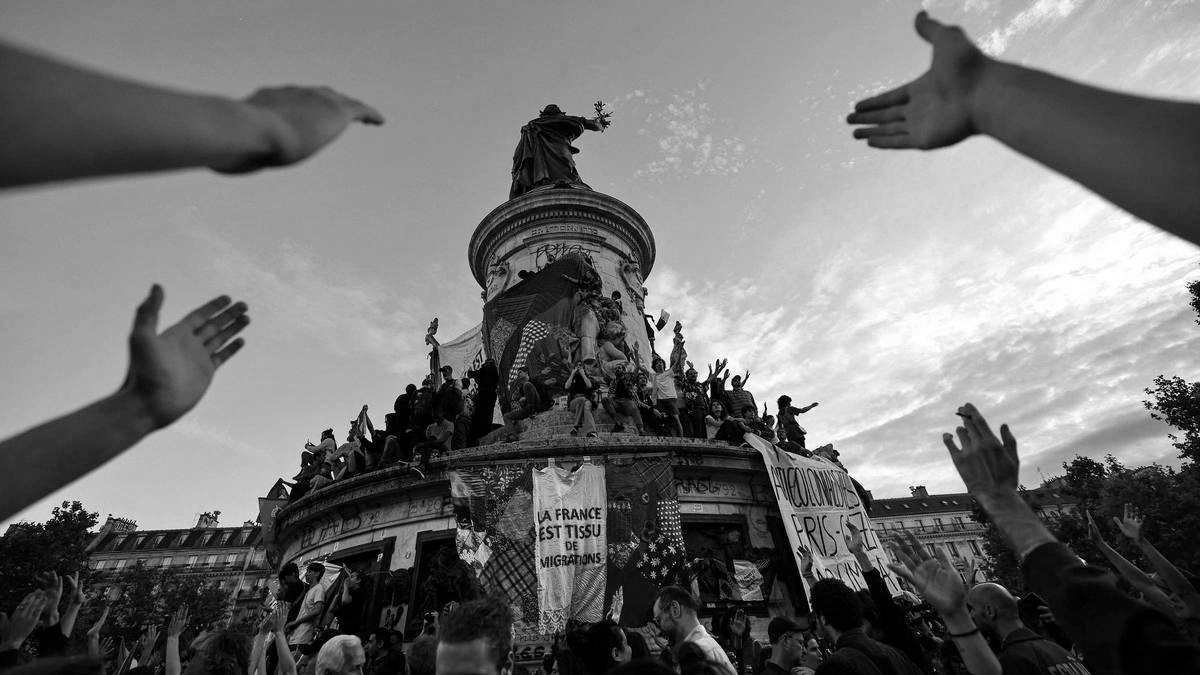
[510, 114, 599, 199]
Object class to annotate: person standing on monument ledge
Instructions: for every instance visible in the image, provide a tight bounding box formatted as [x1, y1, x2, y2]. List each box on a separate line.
[510, 104, 607, 199]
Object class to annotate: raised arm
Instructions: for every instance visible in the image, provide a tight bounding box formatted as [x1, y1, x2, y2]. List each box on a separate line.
[271, 605, 298, 675]
[846, 525, 928, 671]
[889, 532, 999, 675]
[0, 286, 248, 520]
[797, 402, 819, 414]
[848, 12, 1200, 245]
[60, 571, 85, 637]
[165, 605, 188, 675]
[1112, 505, 1200, 617]
[86, 604, 109, 660]
[0, 590, 49, 656]
[946, 403, 1200, 674]
[1085, 510, 1175, 614]
[0, 42, 383, 188]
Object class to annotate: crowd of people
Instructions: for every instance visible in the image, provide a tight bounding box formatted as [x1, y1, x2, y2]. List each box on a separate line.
[4, 6, 1200, 675]
[283, 351, 825, 503]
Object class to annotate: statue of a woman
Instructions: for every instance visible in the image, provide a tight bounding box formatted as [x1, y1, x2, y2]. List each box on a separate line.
[510, 105, 605, 199]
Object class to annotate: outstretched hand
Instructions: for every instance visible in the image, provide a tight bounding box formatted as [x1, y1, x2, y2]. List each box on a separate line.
[0, 590, 49, 650]
[167, 605, 189, 638]
[65, 571, 84, 605]
[1113, 503, 1145, 543]
[122, 285, 249, 430]
[888, 532, 967, 616]
[847, 11, 993, 150]
[943, 403, 1019, 503]
[214, 86, 385, 174]
[87, 605, 110, 638]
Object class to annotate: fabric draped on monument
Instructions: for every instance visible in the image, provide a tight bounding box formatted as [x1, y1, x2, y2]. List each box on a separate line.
[437, 324, 485, 381]
[451, 465, 539, 622]
[604, 457, 688, 627]
[482, 255, 593, 411]
[448, 457, 687, 631]
[744, 434, 902, 598]
[533, 461, 607, 632]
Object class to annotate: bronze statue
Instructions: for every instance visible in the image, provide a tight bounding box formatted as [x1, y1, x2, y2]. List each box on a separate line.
[510, 103, 610, 199]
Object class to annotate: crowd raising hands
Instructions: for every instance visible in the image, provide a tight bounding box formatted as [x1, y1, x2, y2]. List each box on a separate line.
[4, 6, 1200, 675]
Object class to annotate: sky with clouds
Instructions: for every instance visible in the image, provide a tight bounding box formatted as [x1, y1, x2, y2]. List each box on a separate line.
[3, 0, 1200, 529]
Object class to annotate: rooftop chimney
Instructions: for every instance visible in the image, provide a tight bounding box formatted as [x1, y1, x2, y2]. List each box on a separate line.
[194, 510, 221, 529]
[910, 485, 929, 498]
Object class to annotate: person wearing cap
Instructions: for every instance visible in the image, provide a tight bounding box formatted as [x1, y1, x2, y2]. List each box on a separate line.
[764, 617, 812, 675]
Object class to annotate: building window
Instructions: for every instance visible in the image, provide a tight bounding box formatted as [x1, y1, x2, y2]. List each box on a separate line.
[94, 560, 107, 570]
[968, 540, 982, 555]
[954, 516, 965, 530]
[226, 553, 239, 566]
[187, 555, 199, 568]
[161, 557, 173, 568]
[934, 518, 944, 531]
[946, 541, 959, 557]
[114, 560, 127, 570]
[926, 544, 937, 557]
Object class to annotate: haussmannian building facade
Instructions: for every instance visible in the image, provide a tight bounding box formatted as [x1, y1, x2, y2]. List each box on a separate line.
[85, 513, 273, 625]
[869, 484, 1077, 584]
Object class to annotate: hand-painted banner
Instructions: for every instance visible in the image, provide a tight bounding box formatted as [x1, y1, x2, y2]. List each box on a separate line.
[745, 435, 901, 598]
[533, 461, 607, 632]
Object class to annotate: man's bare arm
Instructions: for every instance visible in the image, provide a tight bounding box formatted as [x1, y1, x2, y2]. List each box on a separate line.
[848, 12, 1200, 245]
[0, 42, 383, 189]
[0, 285, 248, 520]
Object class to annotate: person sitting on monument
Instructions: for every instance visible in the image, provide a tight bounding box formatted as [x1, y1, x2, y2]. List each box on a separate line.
[724, 372, 756, 420]
[413, 412, 453, 474]
[309, 460, 336, 491]
[565, 362, 598, 438]
[589, 361, 620, 431]
[502, 367, 542, 441]
[646, 356, 684, 438]
[776, 396, 819, 449]
[707, 359, 731, 412]
[636, 370, 669, 436]
[739, 406, 774, 442]
[436, 366, 464, 423]
[412, 378, 437, 432]
[328, 419, 366, 479]
[609, 363, 646, 436]
[452, 396, 475, 450]
[704, 401, 745, 445]
[678, 364, 711, 440]
[304, 428, 337, 465]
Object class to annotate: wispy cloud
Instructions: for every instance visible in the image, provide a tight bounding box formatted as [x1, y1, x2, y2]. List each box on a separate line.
[177, 216, 447, 373]
[649, 176, 1200, 497]
[614, 83, 749, 180]
[976, 0, 1082, 55]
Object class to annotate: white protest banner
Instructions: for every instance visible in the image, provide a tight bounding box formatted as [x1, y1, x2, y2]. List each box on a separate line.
[437, 323, 485, 379]
[533, 461, 607, 632]
[745, 434, 901, 597]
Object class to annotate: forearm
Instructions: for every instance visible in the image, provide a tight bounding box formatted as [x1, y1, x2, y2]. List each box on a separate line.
[1023, 541, 1200, 674]
[972, 59, 1200, 240]
[0, 43, 276, 187]
[275, 632, 297, 675]
[61, 601, 82, 636]
[975, 493, 1056, 559]
[1137, 538, 1199, 602]
[0, 389, 155, 520]
[863, 568, 925, 669]
[249, 634, 266, 675]
[166, 634, 180, 672]
[940, 608, 1000, 675]
[1094, 538, 1156, 589]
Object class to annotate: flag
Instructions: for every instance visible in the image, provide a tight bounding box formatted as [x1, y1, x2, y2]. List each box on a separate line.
[355, 406, 375, 441]
[258, 479, 290, 569]
[604, 457, 687, 627]
[482, 255, 589, 410]
[451, 465, 538, 621]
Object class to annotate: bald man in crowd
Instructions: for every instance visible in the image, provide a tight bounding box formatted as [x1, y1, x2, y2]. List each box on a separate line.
[967, 583, 1090, 675]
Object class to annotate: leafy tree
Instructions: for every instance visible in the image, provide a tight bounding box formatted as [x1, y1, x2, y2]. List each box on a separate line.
[971, 455, 1200, 592]
[82, 562, 232, 643]
[0, 501, 98, 611]
[1144, 276, 1200, 465]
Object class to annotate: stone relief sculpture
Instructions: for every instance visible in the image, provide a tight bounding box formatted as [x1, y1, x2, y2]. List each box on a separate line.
[620, 260, 646, 313]
[486, 259, 512, 298]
